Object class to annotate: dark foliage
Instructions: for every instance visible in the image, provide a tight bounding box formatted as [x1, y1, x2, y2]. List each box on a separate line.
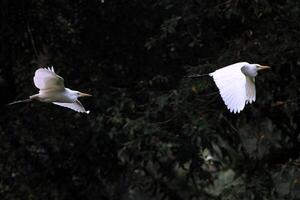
[1, 0, 300, 199]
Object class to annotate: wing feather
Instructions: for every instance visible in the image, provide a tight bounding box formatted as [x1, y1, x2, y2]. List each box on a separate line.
[53, 100, 90, 114]
[33, 67, 65, 91]
[210, 62, 248, 113]
[245, 77, 256, 104]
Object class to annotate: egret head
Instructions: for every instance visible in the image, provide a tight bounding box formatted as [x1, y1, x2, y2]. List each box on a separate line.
[66, 89, 92, 101]
[241, 63, 270, 77]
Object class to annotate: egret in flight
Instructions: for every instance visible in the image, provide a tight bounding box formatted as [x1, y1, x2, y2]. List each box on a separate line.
[188, 62, 270, 113]
[9, 67, 91, 114]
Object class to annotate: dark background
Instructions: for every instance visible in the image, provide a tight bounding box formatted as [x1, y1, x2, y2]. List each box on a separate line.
[1, 0, 300, 199]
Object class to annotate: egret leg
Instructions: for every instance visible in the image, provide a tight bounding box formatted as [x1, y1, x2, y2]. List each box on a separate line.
[7, 99, 32, 106]
[184, 74, 209, 78]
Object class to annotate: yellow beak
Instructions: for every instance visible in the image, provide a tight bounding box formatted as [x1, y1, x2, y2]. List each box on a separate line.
[79, 92, 92, 97]
[258, 65, 271, 70]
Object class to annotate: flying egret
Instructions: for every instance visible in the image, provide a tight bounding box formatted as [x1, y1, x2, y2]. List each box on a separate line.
[188, 62, 270, 113]
[9, 67, 91, 114]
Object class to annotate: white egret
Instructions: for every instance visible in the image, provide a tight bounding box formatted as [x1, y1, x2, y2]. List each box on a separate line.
[188, 62, 270, 113]
[9, 67, 91, 114]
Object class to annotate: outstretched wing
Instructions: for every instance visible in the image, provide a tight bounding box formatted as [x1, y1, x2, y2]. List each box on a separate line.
[245, 77, 256, 104]
[209, 62, 248, 113]
[53, 100, 90, 114]
[33, 67, 65, 91]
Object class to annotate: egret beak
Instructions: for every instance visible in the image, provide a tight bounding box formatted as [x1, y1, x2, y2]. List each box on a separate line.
[79, 92, 92, 97]
[258, 65, 271, 70]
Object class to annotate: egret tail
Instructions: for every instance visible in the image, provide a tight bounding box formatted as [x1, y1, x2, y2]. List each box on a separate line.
[7, 99, 32, 106]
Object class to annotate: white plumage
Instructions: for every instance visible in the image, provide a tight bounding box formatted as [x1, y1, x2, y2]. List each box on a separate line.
[245, 77, 256, 104]
[53, 101, 90, 114]
[33, 67, 64, 91]
[209, 62, 270, 113]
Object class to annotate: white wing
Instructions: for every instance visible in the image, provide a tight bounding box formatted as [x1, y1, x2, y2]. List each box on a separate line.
[53, 100, 90, 114]
[33, 67, 65, 91]
[209, 62, 248, 113]
[245, 77, 256, 104]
